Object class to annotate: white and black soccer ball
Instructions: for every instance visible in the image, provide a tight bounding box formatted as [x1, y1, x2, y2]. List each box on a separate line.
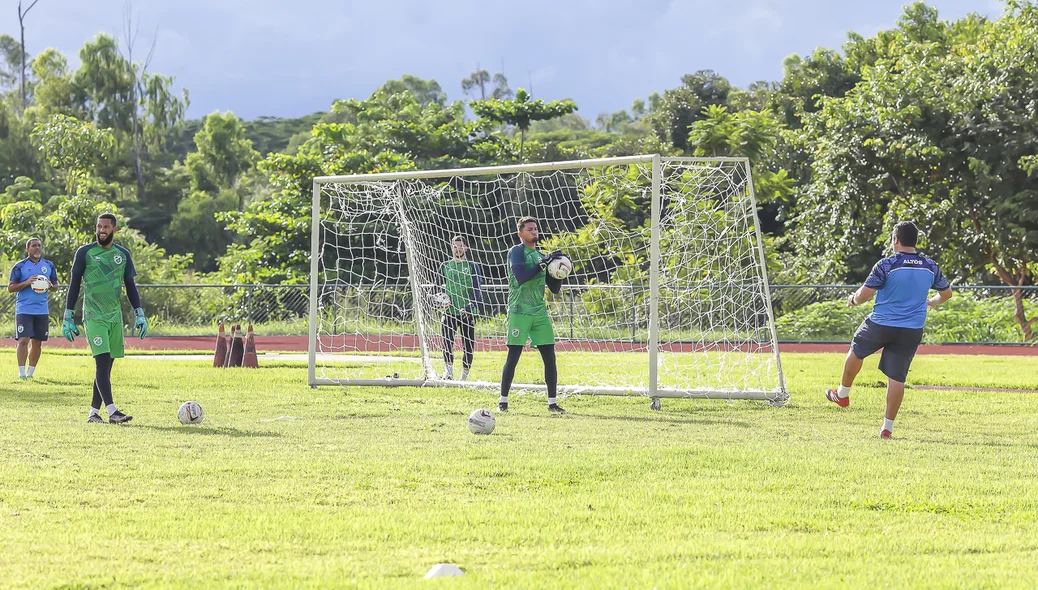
[431, 292, 452, 310]
[178, 401, 205, 425]
[547, 256, 573, 280]
[467, 409, 495, 435]
[31, 275, 49, 294]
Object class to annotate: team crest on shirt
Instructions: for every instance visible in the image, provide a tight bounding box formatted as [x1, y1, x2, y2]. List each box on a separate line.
[93, 336, 103, 346]
[114, 255, 123, 264]
[511, 329, 519, 337]
[17, 325, 23, 333]
[41, 266, 48, 273]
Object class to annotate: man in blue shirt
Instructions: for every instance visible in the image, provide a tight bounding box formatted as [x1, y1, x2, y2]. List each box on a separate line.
[8, 238, 59, 379]
[825, 222, 953, 438]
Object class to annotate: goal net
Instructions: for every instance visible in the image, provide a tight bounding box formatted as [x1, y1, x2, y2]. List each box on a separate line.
[309, 155, 786, 402]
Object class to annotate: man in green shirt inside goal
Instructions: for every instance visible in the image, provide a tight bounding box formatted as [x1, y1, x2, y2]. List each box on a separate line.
[499, 216, 566, 414]
[440, 235, 482, 381]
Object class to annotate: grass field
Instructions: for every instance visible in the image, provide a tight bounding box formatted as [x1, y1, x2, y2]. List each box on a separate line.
[2, 349, 1037, 588]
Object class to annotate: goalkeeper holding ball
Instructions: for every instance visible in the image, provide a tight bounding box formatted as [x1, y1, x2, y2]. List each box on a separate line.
[498, 217, 566, 414]
[62, 214, 148, 424]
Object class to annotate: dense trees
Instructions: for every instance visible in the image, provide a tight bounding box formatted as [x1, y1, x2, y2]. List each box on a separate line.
[1, 1, 1036, 337]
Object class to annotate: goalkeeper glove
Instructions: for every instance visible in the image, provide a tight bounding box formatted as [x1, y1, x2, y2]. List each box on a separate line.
[133, 307, 148, 339]
[538, 250, 564, 270]
[61, 309, 79, 342]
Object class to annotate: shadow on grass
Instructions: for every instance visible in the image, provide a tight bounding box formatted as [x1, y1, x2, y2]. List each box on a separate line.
[909, 436, 1038, 450]
[536, 410, 753, 428]
[136, 424, 282, 438]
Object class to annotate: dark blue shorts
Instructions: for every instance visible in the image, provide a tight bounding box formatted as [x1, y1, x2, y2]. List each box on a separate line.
[16, 314, 50, 341]
[851, 317, 923, 383]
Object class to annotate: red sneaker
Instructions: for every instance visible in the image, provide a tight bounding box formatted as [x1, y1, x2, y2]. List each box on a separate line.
[825, 389, 850, 408]
[880, 430, 892, 439]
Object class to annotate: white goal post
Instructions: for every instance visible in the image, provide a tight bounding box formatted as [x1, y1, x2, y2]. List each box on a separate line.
[308, 155, 787, 403]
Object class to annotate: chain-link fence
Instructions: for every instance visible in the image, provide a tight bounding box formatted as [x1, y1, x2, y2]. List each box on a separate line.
[2, 284, 1036, 344]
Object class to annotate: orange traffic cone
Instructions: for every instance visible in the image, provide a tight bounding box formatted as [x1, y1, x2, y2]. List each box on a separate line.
[213, 323, 228, 368]
[224, 324, 236, 367]
[227, 323, 245, 368]
[242, 324, 259, 368]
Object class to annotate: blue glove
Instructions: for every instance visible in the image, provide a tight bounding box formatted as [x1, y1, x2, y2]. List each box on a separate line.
[133, 307, 148, 339]
[61, 309, 79, 342]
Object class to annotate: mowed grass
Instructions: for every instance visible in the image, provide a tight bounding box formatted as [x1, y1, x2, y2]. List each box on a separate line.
[1, 350, 1037, 588]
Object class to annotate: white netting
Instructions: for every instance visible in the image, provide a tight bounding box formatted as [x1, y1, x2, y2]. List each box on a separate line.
[310, 157, 785, 401]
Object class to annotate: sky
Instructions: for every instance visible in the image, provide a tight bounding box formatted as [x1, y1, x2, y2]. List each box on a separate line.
[1, 0, 1005, 122]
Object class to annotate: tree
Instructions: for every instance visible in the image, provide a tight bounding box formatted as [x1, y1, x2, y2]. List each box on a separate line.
[73, 33, 188, 195]
[184, 111, 259, 204]
[461, 68, 512, 100]
[644, 70, 733, 153]
[217, 78, 505, 283]
[793, 1, 1038, 339]
[30, 113, 114, 195]
[687, 105, 793, 203]
[471, 88, 577, 160]
[165, 189, 237, 272]
[381, 74, 446, 108]
[0, 34, 24, 93]
[26, 48, 78, 118]
[17, 0, 40, 110]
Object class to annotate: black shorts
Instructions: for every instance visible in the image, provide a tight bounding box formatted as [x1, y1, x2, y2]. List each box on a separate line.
[16, 314, 50, 341]
[850, 317, 923, 383]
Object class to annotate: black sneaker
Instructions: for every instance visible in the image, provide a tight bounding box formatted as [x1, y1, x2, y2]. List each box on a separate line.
[548, 403, 567, 415]
[86, 414, 105, 424]
[108, 411, 133, 424]
[497, 402, 508, 413]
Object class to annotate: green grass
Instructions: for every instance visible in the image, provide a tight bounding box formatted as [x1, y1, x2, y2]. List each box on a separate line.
[2, 350, 1037, 588]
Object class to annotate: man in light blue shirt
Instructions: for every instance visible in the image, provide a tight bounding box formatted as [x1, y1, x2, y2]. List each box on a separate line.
[825, 222, 953, 438]
[8, 238, 58, 379]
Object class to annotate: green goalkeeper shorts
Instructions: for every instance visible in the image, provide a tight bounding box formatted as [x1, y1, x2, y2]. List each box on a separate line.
[84, 319, 125, 359]
[506, 312, 555, 347]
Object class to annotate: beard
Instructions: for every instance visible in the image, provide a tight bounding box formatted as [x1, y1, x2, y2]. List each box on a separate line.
[97, 232, 113, 246]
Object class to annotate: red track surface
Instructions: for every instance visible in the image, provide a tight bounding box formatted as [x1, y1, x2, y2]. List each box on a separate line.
[14, 335, 1036, 355]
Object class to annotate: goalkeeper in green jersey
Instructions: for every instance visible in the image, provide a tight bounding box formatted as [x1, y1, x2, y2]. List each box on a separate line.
[62, 213, 149, 424]
[440, 236, 482, 381]
[498, 216, 566, 414]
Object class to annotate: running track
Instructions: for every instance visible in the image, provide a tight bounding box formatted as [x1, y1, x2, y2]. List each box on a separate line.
[19, 335, 1038, 356]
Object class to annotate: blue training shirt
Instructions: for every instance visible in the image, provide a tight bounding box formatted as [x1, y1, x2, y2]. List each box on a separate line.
[9, 257, 58, 315]
[864, 252, 950, 329]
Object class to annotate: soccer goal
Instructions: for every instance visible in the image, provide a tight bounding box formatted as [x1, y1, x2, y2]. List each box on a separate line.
[309, 155, 787, 403]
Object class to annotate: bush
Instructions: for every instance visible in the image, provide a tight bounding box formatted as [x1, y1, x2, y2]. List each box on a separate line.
[775, 293, 1038, 343]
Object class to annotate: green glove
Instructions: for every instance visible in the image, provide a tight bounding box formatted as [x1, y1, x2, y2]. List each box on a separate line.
[133, 307, 148, 339]
[61, 309, 79, 342]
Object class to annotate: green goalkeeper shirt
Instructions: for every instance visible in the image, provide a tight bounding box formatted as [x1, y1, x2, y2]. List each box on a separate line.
[441, 259, 482, 312]
[507, 244, 547, 316]
[69, 243, 137, 322]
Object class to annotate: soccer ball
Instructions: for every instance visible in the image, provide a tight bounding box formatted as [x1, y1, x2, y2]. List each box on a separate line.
[467, 409, 495, 435]
[547, 256, 573, 280]
[31, 275, 49, 294]
[431, 292, 452, 310]
[178, 401, 205, 425]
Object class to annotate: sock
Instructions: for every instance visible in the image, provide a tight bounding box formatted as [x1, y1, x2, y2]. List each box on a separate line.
[106, 404, 118, 416]
[837, 384, 851, 399]
[499, 396, 508, 405]
[548, 397, 557, 405]
[26, 366, 35, 377]
[89, 407, 100, 417]
[444, 365, 453, 380]
[18, 366, 25, 377]
[461, 368, 469, 381]
[882, 418, 895, 433]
